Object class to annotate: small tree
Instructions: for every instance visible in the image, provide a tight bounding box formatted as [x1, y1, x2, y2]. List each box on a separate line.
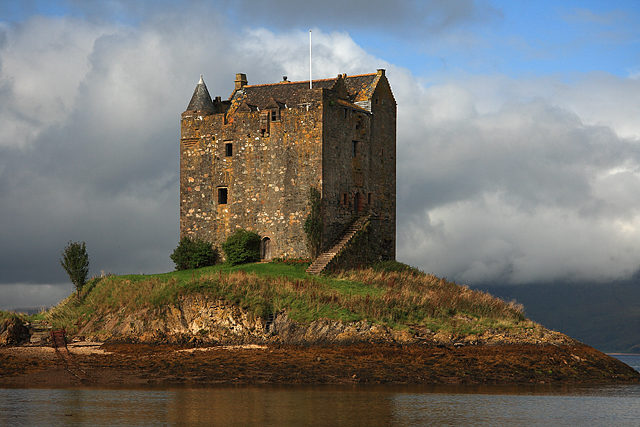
[222, 229, 261, 265]
[170, 236, 219, 270]
[304, 187, 322, 258]
[60, 241, 90, 297]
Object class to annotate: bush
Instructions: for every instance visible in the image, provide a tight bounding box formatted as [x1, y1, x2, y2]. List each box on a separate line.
[170, 237, 219, 270]
[60, 241, 90, 297]
[222, 229, 261, 265]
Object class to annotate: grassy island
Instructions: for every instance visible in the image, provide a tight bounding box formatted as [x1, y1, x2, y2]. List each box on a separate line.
[1, 261, 638, 387]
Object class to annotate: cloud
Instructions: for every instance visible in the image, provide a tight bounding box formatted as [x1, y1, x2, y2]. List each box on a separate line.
[225, 0, 499, 34]
[395, 75, 640, 284]
[2, 7, 640, 309]
[0, 283, 73, 311]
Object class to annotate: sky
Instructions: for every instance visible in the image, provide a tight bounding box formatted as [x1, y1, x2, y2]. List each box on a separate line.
[1, 0, 640, 309]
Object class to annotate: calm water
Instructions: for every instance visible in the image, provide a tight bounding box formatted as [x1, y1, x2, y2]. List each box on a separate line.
[1, 355, 638, 426]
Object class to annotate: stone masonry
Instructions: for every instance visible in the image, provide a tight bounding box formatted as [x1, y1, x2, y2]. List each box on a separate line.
[180, 70, 396, 262]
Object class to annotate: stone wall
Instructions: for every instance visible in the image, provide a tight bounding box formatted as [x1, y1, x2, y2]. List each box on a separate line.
[180, 92, 323, 259]
[325, 217, 393, 273]
[180, 71, 396, 263]
[320, 72, 396, 260]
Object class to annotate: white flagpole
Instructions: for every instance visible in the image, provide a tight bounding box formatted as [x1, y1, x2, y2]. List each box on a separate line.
[309, 29, 312, 89]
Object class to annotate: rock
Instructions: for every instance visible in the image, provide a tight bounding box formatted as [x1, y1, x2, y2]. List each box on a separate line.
[0, 317, 31, 346]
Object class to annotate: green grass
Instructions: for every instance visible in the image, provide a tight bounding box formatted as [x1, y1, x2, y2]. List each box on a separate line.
[46, 261, 529, 336]
[0, 309, 43, 323]
[0, 310, 21, 322]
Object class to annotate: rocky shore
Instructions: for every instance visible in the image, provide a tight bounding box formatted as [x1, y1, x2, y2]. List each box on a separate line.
[61, 295, 576, 347]
[1, 299, 639, 388]
[1, 341, 638, 388]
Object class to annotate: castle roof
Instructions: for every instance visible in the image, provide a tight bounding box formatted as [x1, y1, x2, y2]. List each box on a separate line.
[227, 72, 383, 114]
[186, 75, 216, 114]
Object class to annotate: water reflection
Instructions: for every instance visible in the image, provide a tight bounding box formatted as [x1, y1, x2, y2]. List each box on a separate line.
[167, 387, 396, 425]
[2, 384, 640, 426]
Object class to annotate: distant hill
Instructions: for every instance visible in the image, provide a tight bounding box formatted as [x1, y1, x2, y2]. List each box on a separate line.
[475, 280, 640, 353]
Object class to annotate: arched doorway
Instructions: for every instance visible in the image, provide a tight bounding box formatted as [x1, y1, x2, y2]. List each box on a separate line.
[261, 237, 272, 260]
[354, 192, 362, 213]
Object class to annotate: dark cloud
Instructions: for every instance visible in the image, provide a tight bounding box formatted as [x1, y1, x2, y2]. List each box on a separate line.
[394, 77, 640, 284]
[1, 6, 640, 309]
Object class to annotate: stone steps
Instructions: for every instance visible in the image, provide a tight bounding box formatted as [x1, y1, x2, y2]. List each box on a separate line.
[306, 215, 370, 275]
[28, 321, 52, 346]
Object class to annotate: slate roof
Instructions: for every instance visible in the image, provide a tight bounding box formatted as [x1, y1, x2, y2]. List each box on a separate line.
[228, 73, 379, 114]
[186, 76, 216, 113]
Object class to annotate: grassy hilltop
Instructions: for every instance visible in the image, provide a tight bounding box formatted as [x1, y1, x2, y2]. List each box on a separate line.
[36, 260, 568, 345]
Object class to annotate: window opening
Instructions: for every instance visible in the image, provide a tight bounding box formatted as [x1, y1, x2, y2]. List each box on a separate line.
[352, 141, 358, 157]
[225, 143, 233, 157]
[343, 108, 347, 119]
[217, 187, 228, 204]
[368, 193, 372, 205]
[260, 111, 269, 136]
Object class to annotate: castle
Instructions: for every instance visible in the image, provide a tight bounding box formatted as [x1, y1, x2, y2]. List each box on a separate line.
[180, 70, 396, 272]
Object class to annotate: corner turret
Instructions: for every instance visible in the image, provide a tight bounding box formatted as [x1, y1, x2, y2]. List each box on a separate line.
[186, 75, 216, 114]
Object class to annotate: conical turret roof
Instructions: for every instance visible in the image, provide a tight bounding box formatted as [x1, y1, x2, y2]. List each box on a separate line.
[186, 75, 215, 114]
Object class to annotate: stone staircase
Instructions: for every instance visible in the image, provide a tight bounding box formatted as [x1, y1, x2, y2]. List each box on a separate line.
[28, 320, 52, 346]
[306, 215, 370, 275]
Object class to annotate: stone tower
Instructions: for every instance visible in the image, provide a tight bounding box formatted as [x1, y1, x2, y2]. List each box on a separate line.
[180, 70, 396, 269]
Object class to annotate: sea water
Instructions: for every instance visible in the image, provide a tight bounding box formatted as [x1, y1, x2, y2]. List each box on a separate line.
[1, 355, 639, 426]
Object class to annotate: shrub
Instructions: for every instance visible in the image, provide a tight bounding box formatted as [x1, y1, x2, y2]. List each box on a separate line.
[222, 229, 261, 265]
[170, 237, 219, 270]
[60, 241, 90, 297]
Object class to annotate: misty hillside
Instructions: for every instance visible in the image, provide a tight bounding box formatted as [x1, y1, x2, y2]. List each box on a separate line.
[476, 280, 640, 353]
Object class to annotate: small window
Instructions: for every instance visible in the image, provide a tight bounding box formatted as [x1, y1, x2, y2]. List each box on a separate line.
[368, 193, 372, 205]
[342, 193, 348, 205]
[343, 108, 347, 119]
[218, 187, 228, 204]
[260, 111, 269, 135]
[375, 98, 379, 104]
[352, 141, 358, 157]
[271, 110, 277, 121]
[225, 143, 233, 157]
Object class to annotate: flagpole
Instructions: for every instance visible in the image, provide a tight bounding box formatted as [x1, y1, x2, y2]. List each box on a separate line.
[309, 29, 312, 89]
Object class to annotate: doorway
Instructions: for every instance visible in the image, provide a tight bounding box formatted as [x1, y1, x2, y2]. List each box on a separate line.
[354, 192, 362, 213]
[261, 237, 272, 260]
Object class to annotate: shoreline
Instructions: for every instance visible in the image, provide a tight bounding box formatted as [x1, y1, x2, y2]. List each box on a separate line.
[1, 342, 638, 389]
[606, 353, 640, 356]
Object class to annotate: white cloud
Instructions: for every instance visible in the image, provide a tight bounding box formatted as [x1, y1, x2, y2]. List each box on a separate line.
[2, 10, 640, 309]
[0, 17, 117, 148]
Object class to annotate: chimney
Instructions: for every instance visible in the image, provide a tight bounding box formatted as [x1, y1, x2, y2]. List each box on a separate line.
[235, 73, 248, 90]
[282, 76, 288, 82]
[377, 69, 385, 76]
